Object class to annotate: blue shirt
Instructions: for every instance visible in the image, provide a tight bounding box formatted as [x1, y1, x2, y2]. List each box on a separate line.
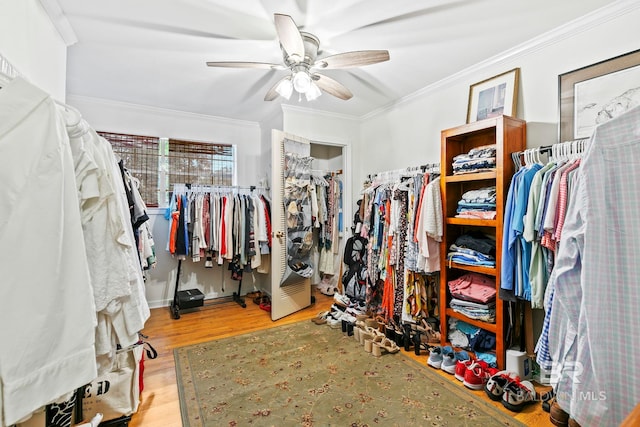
[512, 164, 542, 300]
[500, 167, 526, 299]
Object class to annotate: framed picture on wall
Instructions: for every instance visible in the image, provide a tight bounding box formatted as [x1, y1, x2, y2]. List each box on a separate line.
[467, 68, 519, 123]
[558, 48, 640, 142]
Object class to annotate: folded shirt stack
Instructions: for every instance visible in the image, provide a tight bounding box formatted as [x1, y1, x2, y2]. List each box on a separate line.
[448, 272, 497, 323]
[447, 232, 496, 267]
[456, 186, 497, 219]
[450, 299, 496, 323]
[452, 144, 497, 175]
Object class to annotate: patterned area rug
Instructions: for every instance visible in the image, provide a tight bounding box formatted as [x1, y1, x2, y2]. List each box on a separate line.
[174, 321, 523, 427]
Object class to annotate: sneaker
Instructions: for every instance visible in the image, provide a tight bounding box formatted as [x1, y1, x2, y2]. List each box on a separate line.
[441, 348, 457, 375]
[463, 361, 497, 390]
[427, 346, 443, 369]
[311, 311, 329, 325]
[484, 370, 520, 401]
[502, 380, 537, 412]
[333, 292, 350, 308]
[454, 359, 474, 382]
[326, 312, 344, 329]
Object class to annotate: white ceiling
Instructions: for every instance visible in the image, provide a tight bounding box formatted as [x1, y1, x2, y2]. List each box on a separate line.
[58, 0, 616, 123]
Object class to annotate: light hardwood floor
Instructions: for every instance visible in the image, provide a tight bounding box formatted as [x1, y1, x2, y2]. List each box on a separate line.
[131, 292, 553, 426]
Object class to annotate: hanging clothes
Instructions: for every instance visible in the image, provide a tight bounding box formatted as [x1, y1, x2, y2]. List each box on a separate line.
[542, 106, 640, 426]
[0, 76, 152, 426]
[167, 185, 271, 272]
[356, 165, 441, 321]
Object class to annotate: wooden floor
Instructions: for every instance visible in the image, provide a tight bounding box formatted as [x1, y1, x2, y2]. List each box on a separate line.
[131, 292, 553, 427]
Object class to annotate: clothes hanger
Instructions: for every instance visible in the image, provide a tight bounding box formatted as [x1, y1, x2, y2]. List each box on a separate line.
[511, 152, 521, 171]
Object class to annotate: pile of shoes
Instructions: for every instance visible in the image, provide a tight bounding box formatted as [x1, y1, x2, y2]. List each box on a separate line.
[251, 292, 272, 312]
[483, 370, 537, 412]
[355, 321, 400, 357]
[426, 345, 470, 374]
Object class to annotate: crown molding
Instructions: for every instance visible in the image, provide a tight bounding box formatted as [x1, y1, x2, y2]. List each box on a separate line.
[38, 0, 77, 46]
[362, 0, 640, 121]
[281, 103, 361, 122]
[67, 94, 261, 129]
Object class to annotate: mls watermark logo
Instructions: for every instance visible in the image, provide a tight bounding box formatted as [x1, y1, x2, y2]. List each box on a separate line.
[540, 361, 585, 385]
[577, 391, 607, 401]
[540, 361, 607, 402]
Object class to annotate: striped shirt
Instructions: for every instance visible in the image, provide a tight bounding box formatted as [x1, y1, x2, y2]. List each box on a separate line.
[546, 106, 640, 426]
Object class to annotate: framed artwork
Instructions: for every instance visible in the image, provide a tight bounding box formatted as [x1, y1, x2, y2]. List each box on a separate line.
[559, 48, 640, 142]
[467, 68, 519, 123]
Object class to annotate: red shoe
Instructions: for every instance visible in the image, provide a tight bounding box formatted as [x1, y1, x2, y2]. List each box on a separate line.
[463, 361, 498, 390]
[454, 359, 475, 382]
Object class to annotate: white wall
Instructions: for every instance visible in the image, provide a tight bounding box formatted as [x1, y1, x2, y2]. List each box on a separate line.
[359, 4, 640, 192]
[0, 0, 68, 100]
[258, 108, 284, 190]
[66, 95, 267, 307]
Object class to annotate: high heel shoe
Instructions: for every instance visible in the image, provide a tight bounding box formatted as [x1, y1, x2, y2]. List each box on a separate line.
[372, 337, 401, 357]
[402, 323, 415, 352]
[364, 331, 384, 353]
[417, 318, 441, 344]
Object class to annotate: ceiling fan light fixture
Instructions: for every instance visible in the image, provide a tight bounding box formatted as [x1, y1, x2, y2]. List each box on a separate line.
[292, 70, 311, 94]
[305, 82, 322, 101]
[275, 78, 293, 100]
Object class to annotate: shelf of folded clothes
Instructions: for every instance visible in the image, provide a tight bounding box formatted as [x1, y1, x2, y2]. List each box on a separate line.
[446, 271, 497, 331]
[451, 144, 497, 176]
[445, 309, 496, 332]
[454, 186, 496, 219]
[446, 231, 496, 274]
[446, 317, 498, 367]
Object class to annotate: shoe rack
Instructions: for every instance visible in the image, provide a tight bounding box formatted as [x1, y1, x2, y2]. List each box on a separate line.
[439, 115, 526, 369]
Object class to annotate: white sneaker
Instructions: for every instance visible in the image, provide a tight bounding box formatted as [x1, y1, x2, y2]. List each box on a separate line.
[333, 292, 350, 307]
[441, 351, 457, 374]
[502, 380, 536, 412]
[427, 346, 443, 369]
[326, 313, 343, 329]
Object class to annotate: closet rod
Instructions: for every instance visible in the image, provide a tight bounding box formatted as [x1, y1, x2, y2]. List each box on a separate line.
[311, 168, 343, 175]
[367, 162, 440, 181]
[174, 183, 268, 192]
[513, 138, 590, 157]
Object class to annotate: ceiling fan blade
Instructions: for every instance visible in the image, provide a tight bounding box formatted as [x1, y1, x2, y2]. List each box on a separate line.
[313, 74, 353, 100]
[314, 50, 390, 69]
[274, 13, 305, 63]
[206, 61, 285, 70]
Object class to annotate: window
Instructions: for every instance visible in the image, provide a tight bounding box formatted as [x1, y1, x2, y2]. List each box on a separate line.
[98, 132, 235, 207]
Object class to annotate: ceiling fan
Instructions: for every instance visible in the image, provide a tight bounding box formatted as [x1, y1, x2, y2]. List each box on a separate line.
[206, 13, 390, 102]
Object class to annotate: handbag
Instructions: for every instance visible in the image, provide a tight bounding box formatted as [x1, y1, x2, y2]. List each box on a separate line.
[78, 343, 143, 422]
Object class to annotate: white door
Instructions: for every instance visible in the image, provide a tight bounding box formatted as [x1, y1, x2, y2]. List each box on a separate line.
[270, 129, 311, 320]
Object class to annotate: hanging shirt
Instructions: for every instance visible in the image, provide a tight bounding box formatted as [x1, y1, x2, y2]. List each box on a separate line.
[523, 162, 555, 308]
[512, 163, 542, 300]
[500, 167, 527, 300]
[546, 106, 640, 426]
[415, 176, 442, 273]
[0, 77, 97, 426]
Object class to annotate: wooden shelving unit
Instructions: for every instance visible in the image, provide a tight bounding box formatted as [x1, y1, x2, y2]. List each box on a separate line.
[439, 115, 526, 369]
